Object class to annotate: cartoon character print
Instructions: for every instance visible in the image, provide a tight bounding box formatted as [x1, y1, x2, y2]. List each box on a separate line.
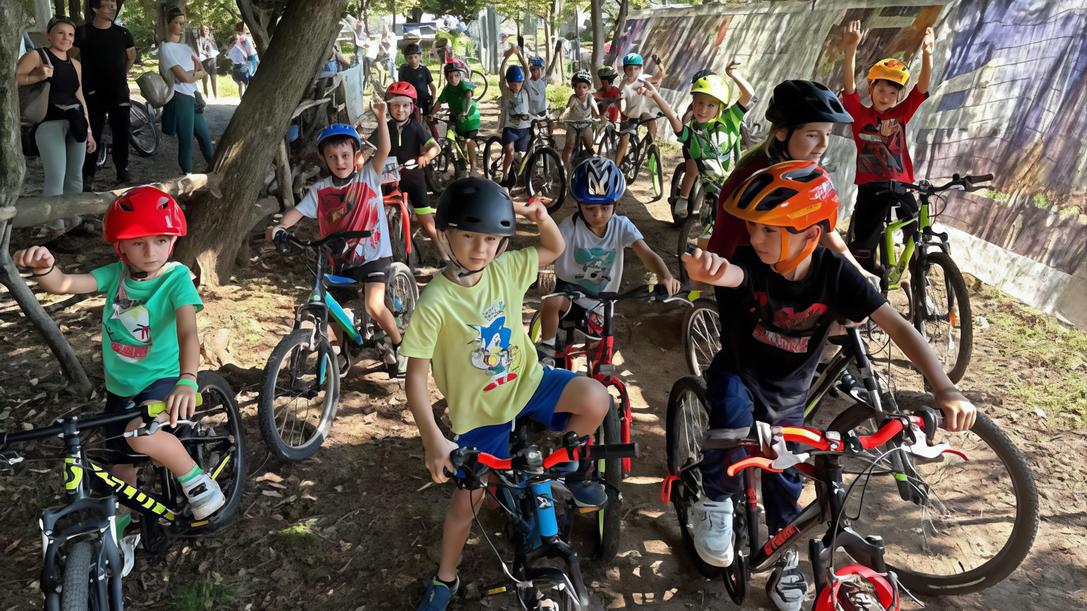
[856, 118, 905, 177]
[315, 180, 383, 265]
[750, 290, 829, 354]
[469, 309, 523, 392]
[573, 247, 615, 292]
[106, 297, 152, 362]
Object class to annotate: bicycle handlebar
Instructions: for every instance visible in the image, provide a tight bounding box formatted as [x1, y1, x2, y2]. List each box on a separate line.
[887, 173, 994, 196]
[0, 395, 202, 448]
[272, 229, 373, 254]
[447, 433, 637, 485]
[541, 283, 693, 306]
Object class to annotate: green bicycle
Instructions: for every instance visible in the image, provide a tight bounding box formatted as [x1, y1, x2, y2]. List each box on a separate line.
[598, 113, 664, 202]
[424, 111, 484, 194]
[0, 373, 246, 610]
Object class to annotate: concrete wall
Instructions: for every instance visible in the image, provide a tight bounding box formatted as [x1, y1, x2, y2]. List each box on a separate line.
[617, 0, 1087, 327]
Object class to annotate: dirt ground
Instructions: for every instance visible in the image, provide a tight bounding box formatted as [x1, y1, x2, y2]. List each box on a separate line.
[1, 98, 1085, 611]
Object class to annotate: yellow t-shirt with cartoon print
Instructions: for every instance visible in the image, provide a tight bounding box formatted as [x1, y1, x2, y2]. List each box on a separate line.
[400, 247, 544, 434]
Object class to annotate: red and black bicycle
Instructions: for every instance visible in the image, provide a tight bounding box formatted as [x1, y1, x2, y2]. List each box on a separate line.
[377, 158, 419, 271]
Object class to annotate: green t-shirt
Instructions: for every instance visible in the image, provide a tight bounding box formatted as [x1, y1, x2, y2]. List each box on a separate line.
[437, 82, 481, 132]
[677, 103, 746, 179]
[400, 248, 544, 434]
[91, 262, 203, 397]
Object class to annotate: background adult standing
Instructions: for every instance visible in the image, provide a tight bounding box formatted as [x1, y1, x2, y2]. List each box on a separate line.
[227, 22, 253, 97]
[16, 16, 95, 246]
[196, 24, 219, 99]
[73, 0, 135, 188]
[160, 8, 214, 174]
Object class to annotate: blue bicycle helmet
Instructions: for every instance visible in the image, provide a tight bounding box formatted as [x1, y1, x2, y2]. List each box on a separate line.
[622, 53, 643, 67]
[571, 157, 626, 205]
[529, 56, 545, 68]
[505, 65, 525, 83]
[316, 123, 361, 151]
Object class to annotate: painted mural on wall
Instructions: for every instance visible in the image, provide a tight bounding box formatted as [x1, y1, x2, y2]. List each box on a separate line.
[613, 0, 1086, 276]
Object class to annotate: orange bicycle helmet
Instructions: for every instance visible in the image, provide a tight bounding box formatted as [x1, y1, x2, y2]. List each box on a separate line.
[723, 160, 839, 273]
[867, 58, 910, 87]
[386, 81, 418, 103]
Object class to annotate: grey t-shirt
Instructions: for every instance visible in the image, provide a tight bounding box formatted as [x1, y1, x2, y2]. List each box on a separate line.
[555, 213, 643, 295]
[525, 78, 548, 114]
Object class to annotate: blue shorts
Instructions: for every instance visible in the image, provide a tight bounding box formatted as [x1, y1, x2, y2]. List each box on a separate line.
[455, 366, 577, 459]
[502, 127, 531, 153]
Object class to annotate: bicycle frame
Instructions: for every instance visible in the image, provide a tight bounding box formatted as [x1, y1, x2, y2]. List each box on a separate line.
[879, 187, 951, 292]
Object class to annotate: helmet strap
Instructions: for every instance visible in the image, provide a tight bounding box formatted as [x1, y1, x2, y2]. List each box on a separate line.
[439, 232, 509, 279]
[773, 227, 820, 274]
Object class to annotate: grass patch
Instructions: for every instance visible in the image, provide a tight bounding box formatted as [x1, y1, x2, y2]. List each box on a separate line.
[170, 575, 236, 611]
[984, 297, 1087, 423]
[275, 518, 321, 553]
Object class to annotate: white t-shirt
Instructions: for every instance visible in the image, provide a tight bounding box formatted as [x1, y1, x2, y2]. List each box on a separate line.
[160, 41, 198, 97]
[555, 213, 643, 295]
[295, 164, 393, 266]
[563, 94, 597, 122]
[525, 78, 548, 115]
[621, 75, 655, 118]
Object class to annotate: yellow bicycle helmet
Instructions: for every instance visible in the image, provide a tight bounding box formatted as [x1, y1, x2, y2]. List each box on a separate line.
[867, 58, 910, 87]
[690, 74, 737, 110]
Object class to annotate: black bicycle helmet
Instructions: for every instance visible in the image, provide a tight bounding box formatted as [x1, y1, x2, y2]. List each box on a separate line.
[691, 68, 716, 85]
[765, 80, 853, 126]
[404, 42, 423, 56]
[571, 70, 593, 87]
[597, 65, 618, 81]
[435, 177, 516, 236]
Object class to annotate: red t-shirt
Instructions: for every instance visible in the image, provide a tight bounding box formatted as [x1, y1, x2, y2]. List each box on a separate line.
[706, 149, 772, 259]
[840, 88, 928, 185]
[595, 86, 621, 122]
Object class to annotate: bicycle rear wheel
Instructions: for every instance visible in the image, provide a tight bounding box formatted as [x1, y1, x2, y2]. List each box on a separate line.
[129, 102, 159, 157]
[912, 251, 973, 383]
[665, 376, 724, 578]
[647, 144, 664, 202]
[683, 298, 721, 377]
[258, 329, 340, 462]
[593, 399, 623, 562]
[526, 148, 566, 213]
[828, 405, 1038, 595]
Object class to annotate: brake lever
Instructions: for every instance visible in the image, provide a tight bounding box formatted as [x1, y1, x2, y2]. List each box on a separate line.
[758, 422, 811, 471]
[899, 423, 967, 462]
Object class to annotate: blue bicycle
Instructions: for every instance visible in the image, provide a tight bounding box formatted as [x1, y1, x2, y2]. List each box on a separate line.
[448, 427, 636, 610]
[258, 229, 418, 462]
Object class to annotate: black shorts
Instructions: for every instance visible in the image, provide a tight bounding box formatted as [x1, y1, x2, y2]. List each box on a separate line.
[399, 168, 430, 213]
[848, 182, 919, 273]
[201, 58, 216, 76]
[502, 127, 531, 152]
[329, 257, 393, 303]
[454, 127, 478, 140]
[231, 64, 250, 85]
[103, 377, 179, 457]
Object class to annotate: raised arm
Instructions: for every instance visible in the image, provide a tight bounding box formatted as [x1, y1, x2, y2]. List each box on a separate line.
[842, 20, 863, 95]
[516, 197, 564, 266]
[725, 61, 755, 108]
[916, 27, 934, 95]
[644, 81, 682, 134]
[369, 98, 390, 173]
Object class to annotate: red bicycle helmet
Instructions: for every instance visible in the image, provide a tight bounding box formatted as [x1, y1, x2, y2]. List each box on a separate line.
[104, 186, 187, 251]
[386, 81, 418, 103]
[444, 58, 468, 75]
[814, 564, 900, 611]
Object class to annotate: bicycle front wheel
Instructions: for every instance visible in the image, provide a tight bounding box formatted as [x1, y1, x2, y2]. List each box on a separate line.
[526, 148, 566, 213]
[912, 251, 973, 383]
[481, 135, 505, 181]
[676, 207, 712, 284]
[180, 371, 248, 528]
[425, 139, 457, 194]
[829, 405, 1039, 595]
[386, 262, 419, 331]
[60, 541, 97, 611]
[469, 69, 488, 101]
[647, 144, 664, 202]
[594, 399, 623, 562]
[683, 298, 721, 377]
[258, 329, 340, 462]
[129, 102, 159, 157]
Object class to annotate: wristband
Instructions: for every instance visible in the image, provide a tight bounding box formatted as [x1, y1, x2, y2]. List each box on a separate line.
[174, 378, 199, 391]
[29, 264, 56, 278]
[180, 372, 198, 379]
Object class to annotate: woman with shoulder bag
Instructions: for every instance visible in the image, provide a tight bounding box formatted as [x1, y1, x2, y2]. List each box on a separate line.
[159, 7, 215, 174]
[15, 15, 96, 242]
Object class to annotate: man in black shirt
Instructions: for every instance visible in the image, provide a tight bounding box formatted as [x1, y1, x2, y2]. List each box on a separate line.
[682, 161, 977, 611]
[74, 0, 136, 187]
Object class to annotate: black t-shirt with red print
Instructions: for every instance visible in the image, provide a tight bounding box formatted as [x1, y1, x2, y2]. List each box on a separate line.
[714, 246, 886, 419]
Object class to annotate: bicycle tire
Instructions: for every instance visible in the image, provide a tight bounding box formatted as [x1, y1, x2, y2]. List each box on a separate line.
[469, 69, 488, 101]
[425, 139, 455, 194]
[128, 102, 159, 157]
[596, 127, 618, 159]
[722, 498, 750, 604]
[665, 376, 724, 578]
[520, 566, 581, 610]
[527, 310, 542, 344]
[96, 141, 109, 169]
[676, 214, 707, 285]
[594, 399, 623, 562]
[912, 251, 973, 383]
[604, 380, 634, 475]
[258, 329, 340, 462]
[620, 142, 639, 183]
[386, 205, 408, 266]
[683, 298, 722, 377]
[526, 148, 566, 214]
[647, 144, 664, 202]
[828, 405, 1038, 595]
[669, 163, 687, 224]
[482, 135, 505, 181]
[60, 541, 95, 611]
[184, 371, 247, 528]
[386, 262, 419, 331]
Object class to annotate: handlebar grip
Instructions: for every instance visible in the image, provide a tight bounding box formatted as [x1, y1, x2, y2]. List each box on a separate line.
[966, 174, 993, 184]
[273, 230, 290, 254]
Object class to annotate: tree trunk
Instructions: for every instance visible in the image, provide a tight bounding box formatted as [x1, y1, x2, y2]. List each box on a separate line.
[175, 0, 349, 287]
[235, 0, 272, 54]
[590, 0, 604, 85]
[603, 0, 629, 67]
[0, 1, 92, 396]
[68, 0, 83, 25]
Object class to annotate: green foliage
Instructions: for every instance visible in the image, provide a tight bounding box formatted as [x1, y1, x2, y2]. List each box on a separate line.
[169, 574, 237, 611]
[546, 83, 573, 109]
[121, 0, 247, 52]
[419, 0, 486, 21]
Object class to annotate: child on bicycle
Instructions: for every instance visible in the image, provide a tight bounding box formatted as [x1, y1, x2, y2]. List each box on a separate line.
[535, 157, 679, 361]
[840, 20, 935, 273]
[402, 178, 612, 611]
[373, 81, 444, 263]
[430, 58, 480, 175]
[497, 48, 533, 186]
[265, 111, 408, 377]
[13, 187, 226, 526]
[595, 65, 622, 123]
[614, 52, 666, 168]
[398, 42, 436, 135]
[682, 161, 976, 611]
[525, 55, 551, 132]
[653, 63, 754, 221]
[559, 70, 601, 169]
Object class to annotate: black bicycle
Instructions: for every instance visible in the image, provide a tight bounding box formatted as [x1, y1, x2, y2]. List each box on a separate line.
[0, 372, 246, 610]
[601, 113, 664, 202]
[448, 426, 636, 609]
[482, 113, 567, 213]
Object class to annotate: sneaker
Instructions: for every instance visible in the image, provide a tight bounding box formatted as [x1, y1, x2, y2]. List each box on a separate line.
[118, 533, 140, 578]
[393, 346, 408, 379]
[565, 478, 608, 509]
[766, 549, 807, 611]
[115, 169, 131, 185]
[416, 576, 459, 611]
[688, 496, 734, 567]
[536, 342, 556, 366]
[672, 196, 689, 220]
[181, 473, 226, 520]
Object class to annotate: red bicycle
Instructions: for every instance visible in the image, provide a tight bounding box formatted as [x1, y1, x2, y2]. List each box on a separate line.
[377, 158, 419, 270]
